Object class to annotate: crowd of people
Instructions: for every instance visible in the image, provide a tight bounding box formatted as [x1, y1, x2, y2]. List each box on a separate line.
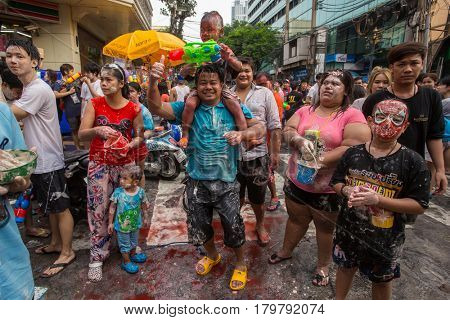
[0, 9, 449, 300]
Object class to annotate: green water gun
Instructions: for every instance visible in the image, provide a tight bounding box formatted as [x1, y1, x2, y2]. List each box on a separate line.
[168, 40, 222, 65]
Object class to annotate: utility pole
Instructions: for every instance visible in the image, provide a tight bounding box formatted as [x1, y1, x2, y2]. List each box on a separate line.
[308, 0, 317, 81]
[284, 0, 290, 43]
[422, 0, 432, 72]
[416, 0, 431, 72]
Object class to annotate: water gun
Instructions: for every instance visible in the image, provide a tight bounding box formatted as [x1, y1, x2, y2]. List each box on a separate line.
[283, 102, 291, 110]
[62, 72, 82, 89]
[168, 40, 222, 65]
[14, 188, 32, 223]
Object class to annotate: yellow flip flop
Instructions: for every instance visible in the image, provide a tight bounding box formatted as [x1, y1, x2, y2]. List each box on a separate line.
[196, 254, 221, 276]
[229, 266, 247, 291]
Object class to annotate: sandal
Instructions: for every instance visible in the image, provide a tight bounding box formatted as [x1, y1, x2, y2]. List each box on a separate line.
[88, 262, 103, 282]
[196, 254, 221, 276]
[267, 199, 281, 212]
[35, 245, 60, 255]
[40, 256, 76, 278]
[121, 261, 139, 274]
[268, 253, 292, 264]
[229, 267, 248, 291]
[130, 252, 147, 263]
[312, 271, 329, 287]
[26, 228, 51, 238]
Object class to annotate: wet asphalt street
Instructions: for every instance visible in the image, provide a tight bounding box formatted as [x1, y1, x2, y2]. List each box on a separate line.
[26, 149, 449, 300]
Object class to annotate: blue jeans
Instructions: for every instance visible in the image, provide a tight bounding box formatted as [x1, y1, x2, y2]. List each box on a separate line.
[116, 230, 139, 253]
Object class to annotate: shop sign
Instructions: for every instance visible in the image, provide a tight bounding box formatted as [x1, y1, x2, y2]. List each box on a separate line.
[3, 0, 59, 23]
[293, 68, 308, 80]
[325, 54, 356, 63]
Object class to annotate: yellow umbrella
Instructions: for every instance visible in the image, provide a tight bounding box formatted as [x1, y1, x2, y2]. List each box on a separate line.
[103, 30, 185, 66]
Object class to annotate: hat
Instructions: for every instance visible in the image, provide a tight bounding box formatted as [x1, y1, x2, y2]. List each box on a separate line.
[177, 75, 184, 81]
[283, 79, 290, 83]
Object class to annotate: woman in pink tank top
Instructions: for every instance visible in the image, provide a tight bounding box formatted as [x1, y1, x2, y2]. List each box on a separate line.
[269, 70, 371, 286]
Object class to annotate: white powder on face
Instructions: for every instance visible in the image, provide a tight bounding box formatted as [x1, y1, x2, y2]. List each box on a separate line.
[109, 86, 118, 93]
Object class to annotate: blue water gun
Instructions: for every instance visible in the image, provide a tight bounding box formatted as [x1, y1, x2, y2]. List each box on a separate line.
[14, 188, 32, 223]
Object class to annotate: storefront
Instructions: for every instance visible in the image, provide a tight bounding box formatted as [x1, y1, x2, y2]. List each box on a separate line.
[77, 26, 104, 70]
[0, 0, 59, 58]
[325, 0, 413, 75]
[1, 1, 152, 71]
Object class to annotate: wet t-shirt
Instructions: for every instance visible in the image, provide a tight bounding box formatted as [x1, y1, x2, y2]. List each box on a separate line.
[362, 87, 444, 157]
[330, 144, 430, 258]
[170, 101, 252, 182]
[287, 106, 367, 193]
[89, 97, 140, 165]
[110, 187, 149, 233]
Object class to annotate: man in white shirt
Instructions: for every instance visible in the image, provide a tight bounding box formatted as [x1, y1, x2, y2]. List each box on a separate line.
[80, 62, 103, 118]
[7, 39, 75, 278]
[305, 73, 324, 106]
[170, 76, 190, 102]
[232, 57, 282, 246]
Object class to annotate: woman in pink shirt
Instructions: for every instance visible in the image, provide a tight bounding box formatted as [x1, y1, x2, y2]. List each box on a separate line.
[269, 70, 371, 286]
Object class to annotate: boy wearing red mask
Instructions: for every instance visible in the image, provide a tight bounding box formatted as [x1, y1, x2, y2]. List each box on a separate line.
[330, 99, 430, 299]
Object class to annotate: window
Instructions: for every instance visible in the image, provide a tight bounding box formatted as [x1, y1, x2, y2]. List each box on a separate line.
[289, 40, 297, 58]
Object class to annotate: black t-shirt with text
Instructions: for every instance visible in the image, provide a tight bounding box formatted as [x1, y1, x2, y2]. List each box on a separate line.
[362, 87, 444, 157]
[285, 90, 304, 121]
[330, 144, 430, 260]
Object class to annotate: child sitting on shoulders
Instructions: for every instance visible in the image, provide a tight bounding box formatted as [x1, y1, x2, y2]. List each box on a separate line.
[179, 11, 246, 148]
[108, 166, 150, 274]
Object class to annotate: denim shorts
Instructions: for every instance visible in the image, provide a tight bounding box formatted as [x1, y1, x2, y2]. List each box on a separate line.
[116, 230, 139, 253]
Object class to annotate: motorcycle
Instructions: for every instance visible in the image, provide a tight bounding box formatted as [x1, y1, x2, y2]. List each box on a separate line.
[144, 128, 186, 180]
[64, 149, 89, 225]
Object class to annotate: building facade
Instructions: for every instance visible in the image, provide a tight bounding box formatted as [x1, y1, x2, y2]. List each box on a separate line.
[248, 0, 447, 81]
[0, 0, 152, 71]
[232, 0, 248, 23]
[429, 0, 449, 77]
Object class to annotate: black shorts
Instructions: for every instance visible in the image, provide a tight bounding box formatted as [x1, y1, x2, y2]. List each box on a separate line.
[31, 168, 71, 214]
[333, 207, 404, 283]
[66, 116, 80, 132]
[332, 242, 401, 283]
[183, 177, 245, 248]
[283, 180, 341, 213]
[237, 155, 270, 205]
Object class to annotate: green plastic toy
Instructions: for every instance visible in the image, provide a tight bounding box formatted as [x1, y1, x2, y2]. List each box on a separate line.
[168, 40, 222, 65]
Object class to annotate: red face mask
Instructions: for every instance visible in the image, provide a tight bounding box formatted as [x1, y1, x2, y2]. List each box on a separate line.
[371, 100, 408, 140]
